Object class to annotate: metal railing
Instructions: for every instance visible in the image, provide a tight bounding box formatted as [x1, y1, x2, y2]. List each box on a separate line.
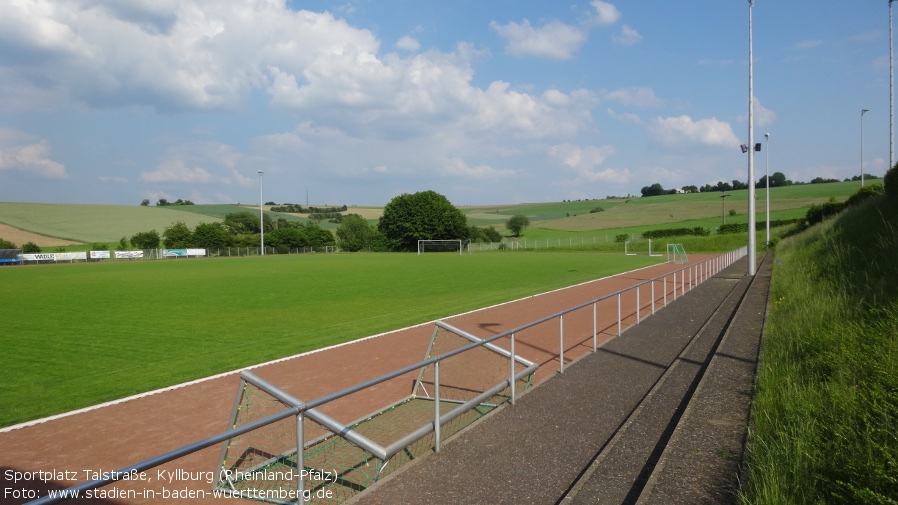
[26, 246, 746, 505]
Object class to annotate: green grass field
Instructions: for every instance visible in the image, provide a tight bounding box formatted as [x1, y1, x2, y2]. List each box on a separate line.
[0, 252, 661, 427]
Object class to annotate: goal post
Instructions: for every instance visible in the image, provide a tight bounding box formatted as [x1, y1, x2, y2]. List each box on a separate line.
[666, 243, 688, 264]
[417, 239, 464, 255]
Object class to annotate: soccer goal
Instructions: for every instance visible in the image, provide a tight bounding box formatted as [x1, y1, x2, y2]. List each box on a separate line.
[624, 239, 661, 256]
[417, 239, 464, 255]
[666, 243, 688, 264]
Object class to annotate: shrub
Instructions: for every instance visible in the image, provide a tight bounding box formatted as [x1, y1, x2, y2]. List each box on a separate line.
[614, 234, 629, 243]
[589, 207, 604, 213]
[22, 242, 41, 253]
[884, 163, 898, 199]
[0, 237, 15, 249]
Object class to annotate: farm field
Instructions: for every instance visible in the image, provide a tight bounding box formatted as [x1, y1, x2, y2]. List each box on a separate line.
[0, 251, 661, 428]
[0, 181, 864, 247]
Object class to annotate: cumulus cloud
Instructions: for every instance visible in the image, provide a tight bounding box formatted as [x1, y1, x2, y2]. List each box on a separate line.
[613, 24, 642, 46]
[396, 36, 420, 51]
[588, 1, 622, 26]
[441, 157, 515, 179]
[490, 19, 587, 60]
[601, 86, 662, 108]
[647, 115, 739, 148]
[737, 98, 777, 128]
[0, 128, 67, 178]
[548, 143, 629, 183]
[139, 159, 215, 183]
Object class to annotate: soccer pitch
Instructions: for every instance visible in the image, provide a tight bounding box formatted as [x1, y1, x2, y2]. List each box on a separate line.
[0, 251, 661, 427]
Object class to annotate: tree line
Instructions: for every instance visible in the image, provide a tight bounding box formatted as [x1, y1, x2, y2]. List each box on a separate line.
[642, 173, 880, 197]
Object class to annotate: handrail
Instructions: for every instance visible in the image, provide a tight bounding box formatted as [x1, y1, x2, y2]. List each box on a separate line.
[26, 247, 746, 505]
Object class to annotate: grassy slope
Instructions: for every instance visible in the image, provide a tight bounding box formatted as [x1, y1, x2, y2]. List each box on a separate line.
[742, 194, 898, 504]
[0, 252, 660, 427]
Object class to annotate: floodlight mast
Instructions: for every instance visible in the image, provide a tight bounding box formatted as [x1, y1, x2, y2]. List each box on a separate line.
[884, 0, 895, 169]
[258, 170, 265, 255]
[861, 109, 869, 187]
[746, 0, 757, 276]
[764, 133, 770, 247]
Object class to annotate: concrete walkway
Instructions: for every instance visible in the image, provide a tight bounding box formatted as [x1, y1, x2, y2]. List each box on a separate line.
[350, 254, 770, 505]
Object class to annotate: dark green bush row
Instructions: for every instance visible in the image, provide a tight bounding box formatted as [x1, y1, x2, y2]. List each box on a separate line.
[641, 227, 710, 239]
[718, 218, 804, 235]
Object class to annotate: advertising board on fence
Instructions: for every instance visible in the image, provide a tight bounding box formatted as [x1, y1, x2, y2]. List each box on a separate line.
[90, 250, 111, 259]
[115, 251, 144, 259]
[22, 252, 88, 262]
[163, 249, 206, 257]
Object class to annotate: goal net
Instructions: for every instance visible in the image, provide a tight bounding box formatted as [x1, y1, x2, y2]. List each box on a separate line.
[666, 243, 688, 264]
[624, 239, 660, 256]
[417, 239, 463, 255]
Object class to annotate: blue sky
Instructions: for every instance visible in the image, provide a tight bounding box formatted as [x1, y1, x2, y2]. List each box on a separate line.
[0, 1, 892, 207]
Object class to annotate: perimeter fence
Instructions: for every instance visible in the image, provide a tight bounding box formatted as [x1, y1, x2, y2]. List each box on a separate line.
[26, 246, 747, 505]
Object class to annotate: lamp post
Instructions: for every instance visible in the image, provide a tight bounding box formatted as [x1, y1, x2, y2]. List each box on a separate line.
[258, 170, 265, 255]
[746, 0, 757, 276]
[764, 132, 770, 247]
[884, 0, 895, 169]
[720, 193, 730, 225]
[861, 109, 869, 187]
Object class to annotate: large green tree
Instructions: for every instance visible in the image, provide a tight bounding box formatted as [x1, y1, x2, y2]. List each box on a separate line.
[505, 214, 530, 237]
[377, 190, 469, 251]
[336, 214, 381, 252]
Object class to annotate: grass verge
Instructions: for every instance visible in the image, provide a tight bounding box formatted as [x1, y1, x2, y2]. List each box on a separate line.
[741, 195, 898, 504]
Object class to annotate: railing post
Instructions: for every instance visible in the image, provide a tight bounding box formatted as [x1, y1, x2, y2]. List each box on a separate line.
[651, 280, 655, 315]
[296, 411, 305, 499]
[673, 271, 677, 301]
[617, 293, 622, 336]
[559, 315, 564, 374]
[636, 285, 641, 324]
[664, 276, 667, 306]
[592, 302, 597, 352]
[434, 360, 441, 452]
[510, 333, 516, 405]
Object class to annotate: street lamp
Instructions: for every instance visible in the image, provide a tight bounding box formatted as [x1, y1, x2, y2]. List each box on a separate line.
[258, 170, 265, 255]
[861, 109, 869, 187]
[884, 0, 895, 169]
[720, 193, 731, 225]
[764, 132, 770, 247]
[746, 0, 757, 276]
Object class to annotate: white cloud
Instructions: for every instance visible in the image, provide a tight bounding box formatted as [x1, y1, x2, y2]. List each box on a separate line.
[0, 128, 67, 178]
[613, 24, 641, 46]
[99, 175, 128, 184]
[139, 159, 215, 183]
[588, 1, 622, 26]
[647, 115, 740, 148]
[441, 158, 515, 179]
[396, 36, 420, 52]
[490, 19, 586, 60]
[794, 39, 823, 50]
[737, 98, 777, 128]
[607, 108, 642, 125]
[602, 86, 662, 108]
[548, 143, 628, 183]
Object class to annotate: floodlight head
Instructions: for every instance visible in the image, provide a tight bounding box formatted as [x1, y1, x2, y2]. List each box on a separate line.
[764, 132, 770, 139]
[257, 170, 264, 175]
[755, 143, 762, 151]
[740, 144, 749, 153]
[862, 109, 870, 115]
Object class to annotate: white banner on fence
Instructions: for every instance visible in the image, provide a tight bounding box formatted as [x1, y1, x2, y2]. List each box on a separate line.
[55, 252, 87, 261]
[186, 248, 207, 256]
[22, 253, 56, 261]
[90, 250, 111, 259]
[115, 250, 144, 259]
